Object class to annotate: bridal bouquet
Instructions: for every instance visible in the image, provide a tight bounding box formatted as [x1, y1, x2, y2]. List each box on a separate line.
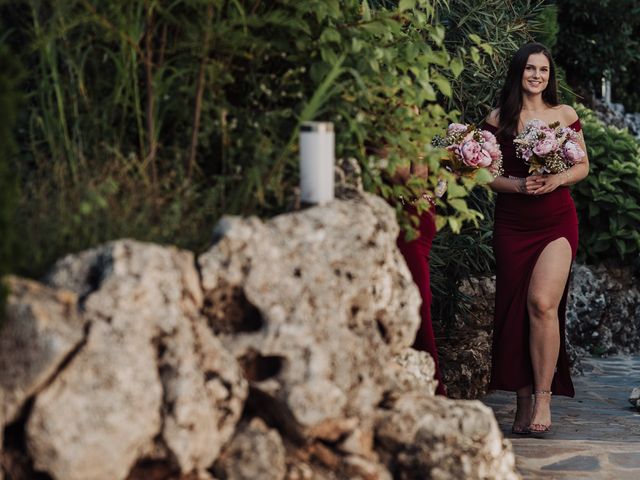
[514, 119, 586, 175]
[432, 123, 504, 180]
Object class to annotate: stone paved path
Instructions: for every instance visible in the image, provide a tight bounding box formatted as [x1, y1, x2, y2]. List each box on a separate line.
[482, 355, 640, 479]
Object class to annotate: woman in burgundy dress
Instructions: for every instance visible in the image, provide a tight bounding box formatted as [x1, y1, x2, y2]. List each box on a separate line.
[392, 162, 447, 397]
[483, 42, 589, 434]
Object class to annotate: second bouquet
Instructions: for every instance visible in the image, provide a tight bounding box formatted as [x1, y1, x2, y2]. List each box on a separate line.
[432, 123, 504, 182]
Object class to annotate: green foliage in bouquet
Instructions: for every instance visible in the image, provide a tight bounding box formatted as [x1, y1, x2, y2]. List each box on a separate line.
[0, 46, 21, 322]
[572, 105, 640, 267]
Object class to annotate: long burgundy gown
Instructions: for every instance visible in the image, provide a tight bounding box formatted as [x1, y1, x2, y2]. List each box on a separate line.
[483, 119, 581, 398]
[397, 204, 447, 396]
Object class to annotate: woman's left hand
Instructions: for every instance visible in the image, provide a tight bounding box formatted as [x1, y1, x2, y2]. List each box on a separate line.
[530, 174, 564, 195]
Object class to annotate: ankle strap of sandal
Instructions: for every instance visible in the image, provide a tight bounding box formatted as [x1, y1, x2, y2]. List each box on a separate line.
[535, 390, 552, 395]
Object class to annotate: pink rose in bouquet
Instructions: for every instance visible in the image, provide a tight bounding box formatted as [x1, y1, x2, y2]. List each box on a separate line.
[532, 131, 559, 156]
[480, 130, 502, 162]
[432, 123, 503, 179]
[459, 140, 492, 167]
[447, 123, 468, 135]
[514, 119, 585, 174]
[563, 140, 584, 163]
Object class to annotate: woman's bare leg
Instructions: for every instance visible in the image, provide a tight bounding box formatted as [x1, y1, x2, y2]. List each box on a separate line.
[513, 385, 533, 433]
[527, 237, 572, 429]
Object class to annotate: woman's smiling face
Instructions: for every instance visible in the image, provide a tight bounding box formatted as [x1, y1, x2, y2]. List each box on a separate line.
[521, 53, 550, 95]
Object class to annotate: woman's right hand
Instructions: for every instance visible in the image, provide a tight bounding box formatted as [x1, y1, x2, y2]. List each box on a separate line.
[524, 175, 548, 195]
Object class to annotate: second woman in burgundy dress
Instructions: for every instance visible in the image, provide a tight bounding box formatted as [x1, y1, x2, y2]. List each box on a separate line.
[484, 42, 589, 434]
[392, 159, 447, 397]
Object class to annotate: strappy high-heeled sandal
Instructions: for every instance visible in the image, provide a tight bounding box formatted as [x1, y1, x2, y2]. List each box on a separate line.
[529, 390, 553, 434]
[511, 395, 533, 435]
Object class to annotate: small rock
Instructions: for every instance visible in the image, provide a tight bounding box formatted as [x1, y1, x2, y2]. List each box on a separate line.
[376, 393, 518, 479]
[213, 418, 286, 480]
[390, 348, 438, 397]
[12, 240, 246, 480]
[343, 454, 392, 480]
[629, 386, 640, 410]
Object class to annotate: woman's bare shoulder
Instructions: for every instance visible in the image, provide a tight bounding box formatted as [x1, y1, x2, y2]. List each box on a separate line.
[556, 104, 579, 124]
[485, 108, 500, 127]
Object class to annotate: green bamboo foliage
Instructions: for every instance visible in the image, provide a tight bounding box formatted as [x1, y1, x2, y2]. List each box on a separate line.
[440, 0, 546, 122]
[572, 105, 640, 268]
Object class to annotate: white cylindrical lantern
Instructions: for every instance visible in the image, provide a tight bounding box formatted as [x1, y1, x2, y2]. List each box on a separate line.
[299, 121, 334, 204]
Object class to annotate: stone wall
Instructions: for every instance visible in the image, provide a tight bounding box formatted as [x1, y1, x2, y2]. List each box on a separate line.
[439, 263, 640, 400]
[567, 264, 640, 356]
[0, 193, 518, 480]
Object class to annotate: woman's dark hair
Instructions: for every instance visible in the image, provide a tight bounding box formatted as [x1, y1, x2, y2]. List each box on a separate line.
[496, 42, 559, 139]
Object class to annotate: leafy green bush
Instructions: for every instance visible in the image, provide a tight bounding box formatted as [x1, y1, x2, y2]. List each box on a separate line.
[0, 45, 21, 321]
[572, 105, 640, 267]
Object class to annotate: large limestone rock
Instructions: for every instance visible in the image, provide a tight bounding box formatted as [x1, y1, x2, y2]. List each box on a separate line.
[2, 193, 520, 480]
[199, 193, 517, 477]
[198, 193, 422, 439]
[0, 277, 86, 477]
[376, 394, 518, 480]
[2, 241, 247, 480]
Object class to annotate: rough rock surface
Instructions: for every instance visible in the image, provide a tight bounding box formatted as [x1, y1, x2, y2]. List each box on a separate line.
[0, 277, 86, 478]
[440, 330, 492, 400]
[0, 277, 85, 427]
[391, 348, 438, 398]
[1, 241, 247, 480]
[198, 193, 422, 440]
[567, 263, 640, 356]
[199, 193, 516, 477]
[437, 276, 494, 399]
[213, 418, 286, 480]
[376, 394, 518, 480]
[2, 193, 520, 480]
